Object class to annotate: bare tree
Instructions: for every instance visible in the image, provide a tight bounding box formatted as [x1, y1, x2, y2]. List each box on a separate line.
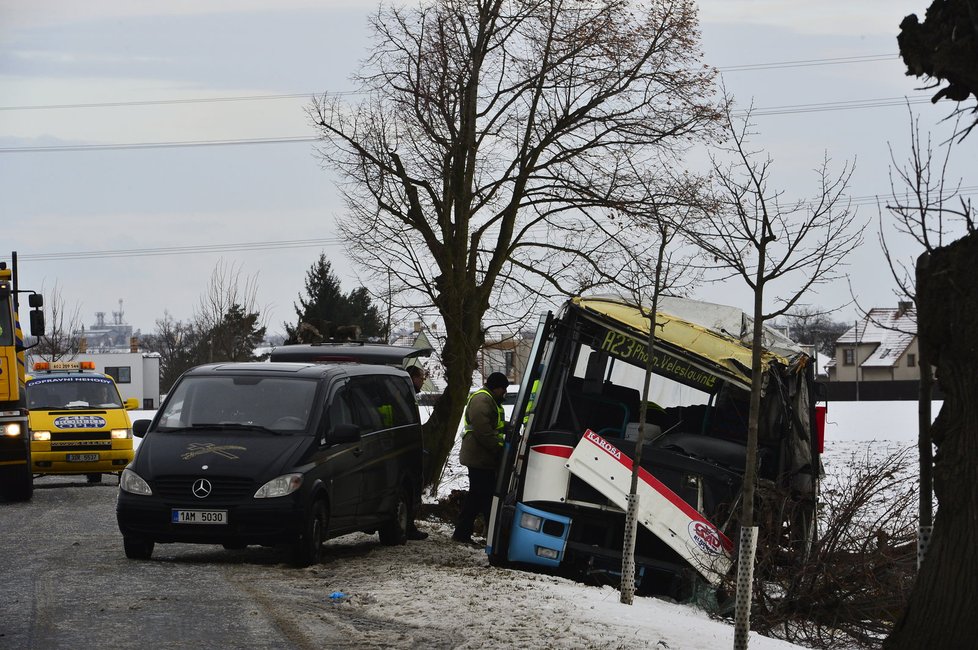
[752, 448, 918, 648]
[141, 311, 204, 393]
[686, 100, 865, 645]
[311, 0, 721, 487]
[879, 114, 976, 649]
[194, 260, 261, 335]
[781, 306, 849, 359]
[193, 260, 265, 364]
[30, 282, 81, 363]
[880, 109, 975, 299]
[874, 107, 974, 568]
[598, 172, 707, 604]
[142, 261, 266, 390]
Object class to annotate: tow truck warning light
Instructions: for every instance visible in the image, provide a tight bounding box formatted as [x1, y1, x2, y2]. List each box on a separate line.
[33, 361, 96, 372]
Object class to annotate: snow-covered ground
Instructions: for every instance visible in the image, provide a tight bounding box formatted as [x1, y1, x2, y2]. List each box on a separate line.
[126, 401, 933, 648]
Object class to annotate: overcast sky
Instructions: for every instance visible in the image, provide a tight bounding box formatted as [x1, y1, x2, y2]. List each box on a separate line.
[1, 0, 973, 338]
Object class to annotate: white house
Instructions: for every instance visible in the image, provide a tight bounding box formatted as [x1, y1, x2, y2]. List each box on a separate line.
[826, 302, 919, 382]
[72, 351, 162, 409]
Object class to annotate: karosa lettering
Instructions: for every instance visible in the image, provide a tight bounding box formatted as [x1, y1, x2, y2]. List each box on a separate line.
[585, 430, 621, 460]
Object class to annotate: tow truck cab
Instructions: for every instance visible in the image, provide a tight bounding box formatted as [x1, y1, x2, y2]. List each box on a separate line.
[26, 361, 137, 483]
[0, 255, 45, 501]
[487, 296, 821, 600]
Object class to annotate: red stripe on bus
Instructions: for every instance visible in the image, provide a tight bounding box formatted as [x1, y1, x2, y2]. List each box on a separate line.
[582, 430, 733, 553]
[530, 444, 574, 459]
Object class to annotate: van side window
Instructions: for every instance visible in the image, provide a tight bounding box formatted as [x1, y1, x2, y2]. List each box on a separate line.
[325, 387, 354, 434]
[348, 378, 384, 434]
[384, 376, 419, 426]
[348, 375, 417, 430]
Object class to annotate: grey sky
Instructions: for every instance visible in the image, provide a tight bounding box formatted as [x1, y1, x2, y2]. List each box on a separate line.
[1, 0, 972, 336]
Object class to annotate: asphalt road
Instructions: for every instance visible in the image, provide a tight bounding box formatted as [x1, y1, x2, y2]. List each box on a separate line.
[0, 476, 453, 650]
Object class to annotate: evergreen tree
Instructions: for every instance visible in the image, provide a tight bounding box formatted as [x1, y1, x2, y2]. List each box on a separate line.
[284, 254, 385, 343]
[208, 303, 266, 362]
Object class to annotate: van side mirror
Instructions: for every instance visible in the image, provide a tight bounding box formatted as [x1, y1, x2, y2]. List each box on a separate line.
[327, 422, 361, 445]
[124, 398, 140, 410]
[133, 419, 152, 438]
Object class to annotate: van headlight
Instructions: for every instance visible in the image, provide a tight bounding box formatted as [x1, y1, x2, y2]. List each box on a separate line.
[254, 474, 303, 498]
[120, 468, 153, 496]
[111, 428, 132, 439]
[31, 429, 51, 441]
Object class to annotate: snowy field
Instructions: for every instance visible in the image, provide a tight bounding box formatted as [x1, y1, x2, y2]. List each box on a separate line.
[819, 401, 933, 501]
[123, 401, 933, 648]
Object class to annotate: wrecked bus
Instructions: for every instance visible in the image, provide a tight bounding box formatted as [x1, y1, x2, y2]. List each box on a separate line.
[486, 295, 821, 598]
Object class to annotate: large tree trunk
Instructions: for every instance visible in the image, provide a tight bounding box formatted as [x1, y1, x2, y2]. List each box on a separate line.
[420, 287, 488, 492]
[885, 232, 978, 647]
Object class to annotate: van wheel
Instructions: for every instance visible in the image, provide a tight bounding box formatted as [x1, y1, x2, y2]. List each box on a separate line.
[291, 499, 328, 567]
[87, 473, 102, 484]
[123, 536, 154, 560]
[379, 486, 409, 546]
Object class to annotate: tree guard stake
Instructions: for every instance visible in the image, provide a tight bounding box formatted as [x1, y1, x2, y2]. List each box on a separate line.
[734, 526, 758, 650]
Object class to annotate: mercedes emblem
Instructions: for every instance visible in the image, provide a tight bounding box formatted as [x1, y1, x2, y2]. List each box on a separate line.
[192, 478, 213, 499]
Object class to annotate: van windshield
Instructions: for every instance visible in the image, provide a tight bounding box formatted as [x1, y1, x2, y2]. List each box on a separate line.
[157, 375, 318, 434]
[27, 376, 124, 409]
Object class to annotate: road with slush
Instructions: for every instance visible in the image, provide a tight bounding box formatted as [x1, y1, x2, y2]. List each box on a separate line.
[0, 476, 452, 649]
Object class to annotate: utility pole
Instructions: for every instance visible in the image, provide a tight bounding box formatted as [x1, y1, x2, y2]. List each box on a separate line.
[854, 320, 860, 401]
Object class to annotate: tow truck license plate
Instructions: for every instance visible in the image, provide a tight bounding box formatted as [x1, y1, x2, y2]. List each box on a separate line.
[172, 509, 227, 525]
[66, 453, 99, 462]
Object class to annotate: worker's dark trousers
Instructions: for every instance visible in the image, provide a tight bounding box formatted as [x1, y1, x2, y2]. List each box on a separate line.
[453, 467, 496, 540]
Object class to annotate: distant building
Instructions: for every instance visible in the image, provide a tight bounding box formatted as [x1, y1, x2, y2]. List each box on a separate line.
[73, 351, 162, 410]
[826, 302, 919, 382]
[389, 320, 441, 393]
[54, 302, 162, 408]
[75, 301, 142, 353]
[481, 334, 532, 386]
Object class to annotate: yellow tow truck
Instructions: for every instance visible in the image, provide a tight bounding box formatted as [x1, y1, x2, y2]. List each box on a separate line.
[0, 252, 45, 501]
[26, 361, 137, 483]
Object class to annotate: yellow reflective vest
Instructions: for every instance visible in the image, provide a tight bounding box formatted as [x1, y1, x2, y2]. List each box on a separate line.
[462, 388, 505, 444]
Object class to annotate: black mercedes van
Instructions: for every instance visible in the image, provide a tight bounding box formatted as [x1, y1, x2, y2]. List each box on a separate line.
[116, 360, 423, 566]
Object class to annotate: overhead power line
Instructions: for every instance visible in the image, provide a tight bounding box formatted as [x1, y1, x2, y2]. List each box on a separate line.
[718, 53, 897, 72]
[744, 95, 932, 117]
[0, 94, 938, 154]
[7, 186, 976, 266]
[0, 136, 318, 153]
[2, 238, 345, 263]
[0, 53, 899, 113]
[0, 93, 318, 112]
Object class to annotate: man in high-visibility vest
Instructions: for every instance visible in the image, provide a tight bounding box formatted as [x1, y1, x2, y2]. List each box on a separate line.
[452, 372, 509, 545]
